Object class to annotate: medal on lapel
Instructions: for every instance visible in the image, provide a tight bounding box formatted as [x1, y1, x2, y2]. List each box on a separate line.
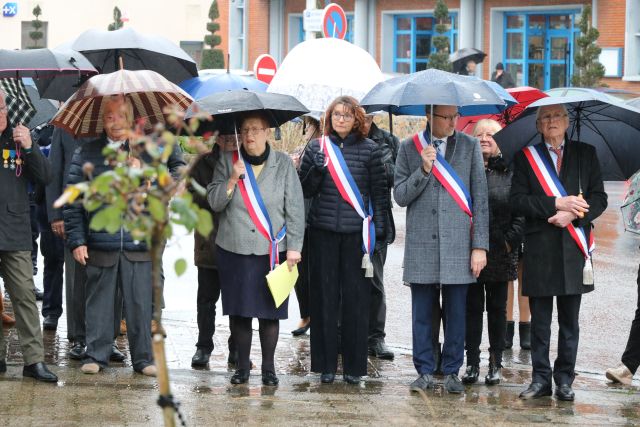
[9, 149, 15, 170]
[2, 149, 8, 168]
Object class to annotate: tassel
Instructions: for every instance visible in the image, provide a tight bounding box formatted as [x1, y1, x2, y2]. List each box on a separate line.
[362, 253, 374, 278]
[583, 258, 594, 285]
[361, 253, 369, 269]
[365, 263, 374, 278]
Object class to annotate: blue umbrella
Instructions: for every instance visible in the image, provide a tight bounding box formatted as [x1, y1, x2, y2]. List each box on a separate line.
[179, 73, 268, 100]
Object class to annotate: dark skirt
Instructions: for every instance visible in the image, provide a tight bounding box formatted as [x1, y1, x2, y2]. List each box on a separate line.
[216, 245, 288, 320]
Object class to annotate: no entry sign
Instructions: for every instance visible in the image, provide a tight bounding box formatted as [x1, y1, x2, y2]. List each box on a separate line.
[253, 54, 277, 85]
[322, 3, 347, 40]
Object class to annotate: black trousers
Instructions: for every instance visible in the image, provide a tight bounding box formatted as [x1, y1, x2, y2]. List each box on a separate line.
[195, 267, 221, 353]
[293, 232, 310, 319]
[368, 245, 387, 345]
[530, 294, 582, 386]
[40, 229, 65, 319]
[309, 228, 371, 377]
[465, 281, 507, 366]
[621, 266, 640, 374]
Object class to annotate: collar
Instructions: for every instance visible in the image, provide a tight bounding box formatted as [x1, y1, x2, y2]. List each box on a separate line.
[545, 140, 565, 151]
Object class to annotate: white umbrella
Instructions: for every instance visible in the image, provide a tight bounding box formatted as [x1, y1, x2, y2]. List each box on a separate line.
[267, 38, 384, 115]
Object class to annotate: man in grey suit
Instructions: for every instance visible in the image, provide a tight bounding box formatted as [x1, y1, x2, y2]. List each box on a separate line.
[394, 105, 489, 394]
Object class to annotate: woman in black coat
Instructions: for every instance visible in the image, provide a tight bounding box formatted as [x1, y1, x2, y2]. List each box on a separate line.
[462, 119, 524, 385]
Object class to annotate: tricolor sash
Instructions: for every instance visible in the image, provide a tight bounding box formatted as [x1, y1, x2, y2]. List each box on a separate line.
[233, 151, 286, 270]
[412, 131, 473, 218]
[319, 136, 376, 277]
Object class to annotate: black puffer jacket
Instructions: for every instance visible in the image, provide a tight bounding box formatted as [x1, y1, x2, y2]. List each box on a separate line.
[368, 123, 399, 244]
[299, 132, 388, 238]
[478, 155, 525, 283]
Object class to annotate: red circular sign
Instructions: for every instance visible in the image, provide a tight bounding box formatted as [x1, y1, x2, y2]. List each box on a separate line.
[322, 3, 347, 40]
[253, 54, 277, 85]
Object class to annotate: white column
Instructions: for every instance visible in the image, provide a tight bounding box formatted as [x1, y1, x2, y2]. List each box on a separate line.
[354, 0, 368, 49]
[306, 0, 317, 41]
[367, 0, 376, 56]
[458, 0, 476, 51]
[591, 0, 598, 27]
[269, 0, 284, 62]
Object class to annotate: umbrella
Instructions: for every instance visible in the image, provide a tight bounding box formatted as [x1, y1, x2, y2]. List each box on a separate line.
[267, 37, 384, 115]
[24, 85, 58, 129]
[621, 170, 640, 234]
[0, 48, 98, 80]
[50, 69, 193, 138]
[626, 97, 640, 109]
[0, 78, 35, 127]
[71, 27, 197, 84]
[449, 47, 486, 70]
[456, 86, 548, 134]
[493, 94, 640, 181]
[179, 72, 268, 100]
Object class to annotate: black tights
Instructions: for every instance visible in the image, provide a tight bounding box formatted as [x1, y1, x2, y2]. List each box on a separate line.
[230, 315, 279, 373]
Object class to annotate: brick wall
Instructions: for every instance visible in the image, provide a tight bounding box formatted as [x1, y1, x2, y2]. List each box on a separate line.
[217, 0, 229, 69]
[247, 0, 271, 69]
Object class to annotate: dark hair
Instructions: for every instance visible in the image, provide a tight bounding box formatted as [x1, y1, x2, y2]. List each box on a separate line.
[323, 96, 367, 139]
[495, 62, 504, 70]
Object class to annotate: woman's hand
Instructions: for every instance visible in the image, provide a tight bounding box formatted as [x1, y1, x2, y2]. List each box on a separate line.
[286, 250, 302, 272]
[230, 158, 246, 181]
[12, 124, 32, 149]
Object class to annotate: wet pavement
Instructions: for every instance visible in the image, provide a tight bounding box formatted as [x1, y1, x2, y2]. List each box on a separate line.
[1, 181, 640, 425]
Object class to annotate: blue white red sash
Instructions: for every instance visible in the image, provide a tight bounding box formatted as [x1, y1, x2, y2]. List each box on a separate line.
[412, 131, 473, 218]
[522, 145, 594, 259]
[319, 136, 376, 276]
[233, 151, 286, 270]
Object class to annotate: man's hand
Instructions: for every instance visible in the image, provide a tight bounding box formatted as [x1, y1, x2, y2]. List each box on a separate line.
[470, 248, 487, 278]
[51, 220, 65, 239]
[548, 210, 576, 228]
[286, 250, 302, 272]
[421, 145, 436, 174]
[72, 245, 89, 265]
[555, 195, 589, 217]
[12, 124, 32, 149]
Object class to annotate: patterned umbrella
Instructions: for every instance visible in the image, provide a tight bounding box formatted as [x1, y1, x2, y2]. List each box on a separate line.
[622, 170, 640, 234]
[0, 78, 36, 127]
[51, 69, 193, 137]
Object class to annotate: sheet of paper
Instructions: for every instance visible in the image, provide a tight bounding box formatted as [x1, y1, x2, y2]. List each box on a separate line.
[266, 261, 299, 308]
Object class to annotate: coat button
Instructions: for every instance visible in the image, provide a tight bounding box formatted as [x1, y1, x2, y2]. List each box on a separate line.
[432, 209, 437, 214]
[251, 229, 255, 233]
[432, 234, 437, 239]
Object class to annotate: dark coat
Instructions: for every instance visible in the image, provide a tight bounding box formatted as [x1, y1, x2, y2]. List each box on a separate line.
[510, 140, 608, 297]
[0, 130, 51, 251]
[478, 156, 524, 283]
[298, 132, 388, 239]
[368, 123, 399, 244]
[491, 71, 516, 89]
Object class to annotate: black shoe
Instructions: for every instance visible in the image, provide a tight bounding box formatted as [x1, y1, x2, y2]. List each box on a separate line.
[33, 287, 44, 301]
[343, 374, 361, 384]
[485, 364, 502, 385]
[230, 369, 250, 384]
[320, 373, 335, 383]
[519, 382, 552, 400]
[462, 365, 479, 384]
[110, 343, 125, 362]
[368, 341, 395, 360]
[23, 362, 58, 382]
[42, 315, 58, 331]
[505, 321, 514, 349]
[409, 374, 435, 392]
[291, 323, 310, 336]
[191, 348, 211, 367]
[555, 384, 575, 401]
[444, 374, 465, 394]
[262, 371, 279, 386]
[68, 342, 86, 360]
[0, 360, 6, 373]
[519, 322, 531, 350]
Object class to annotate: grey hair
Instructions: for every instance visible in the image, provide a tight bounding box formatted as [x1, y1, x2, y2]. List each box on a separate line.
[535, 103, 568, 121]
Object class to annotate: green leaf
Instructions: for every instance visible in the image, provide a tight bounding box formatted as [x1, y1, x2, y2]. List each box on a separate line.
[174, 258, 187, 277]
[148, 196, 166, 222]
[196, 209, 213, 238]
[90, 206, 122, 234]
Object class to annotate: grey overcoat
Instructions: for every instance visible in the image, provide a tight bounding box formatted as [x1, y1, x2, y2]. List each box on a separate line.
[394, 130, 489, 285]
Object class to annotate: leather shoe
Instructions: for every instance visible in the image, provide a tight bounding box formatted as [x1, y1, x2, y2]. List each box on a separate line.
[23, 362, 58, 382]
[485, 364, 502, 385]
[0, 360, 6, 373]
[191, 348, 211, 367]
[410, 374, 435, 392]
[368, 341, 394, 360]
[291, 323, 310, 336]
[262, 371, 279, 386]
[462, 365, 479, 384]
[230, 369, 250, 385]
[68, 342, 86, 360]
[519, 382, 552, 400]
[320, 373, 335, 383]
[42, 315, 58, 331]
[343, 374, 361, 384]
[555, 384, 575, 401]
[110, 343, 125, 362]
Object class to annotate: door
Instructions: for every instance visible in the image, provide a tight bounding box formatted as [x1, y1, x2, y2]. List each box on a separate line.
[524, 14, 573, 90]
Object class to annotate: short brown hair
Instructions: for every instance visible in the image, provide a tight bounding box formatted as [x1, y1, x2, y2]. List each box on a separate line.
[238, 111, 270, 131]
[323, 96, 367, 139]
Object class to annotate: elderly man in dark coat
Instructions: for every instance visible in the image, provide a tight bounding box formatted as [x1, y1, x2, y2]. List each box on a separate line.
[395, 104, 489, 394]
[0, 89, 57, 382]
[510, 103, 607, 401]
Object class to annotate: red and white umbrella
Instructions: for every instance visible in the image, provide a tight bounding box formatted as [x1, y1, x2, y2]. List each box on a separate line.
[51, 69, 193, 137]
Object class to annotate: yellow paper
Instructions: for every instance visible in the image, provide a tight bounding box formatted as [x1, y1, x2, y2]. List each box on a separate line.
[266, 262, 298, 308]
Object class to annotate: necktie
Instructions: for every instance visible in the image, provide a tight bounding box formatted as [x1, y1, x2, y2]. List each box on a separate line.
[549, 146, 563, 175]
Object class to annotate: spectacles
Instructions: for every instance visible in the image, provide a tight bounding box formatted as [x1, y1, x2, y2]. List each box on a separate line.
[240, 127, 267, 136]
[433, 113, 460, 122]
[331, 112, 355, 121]
[538, 113, 568, 123]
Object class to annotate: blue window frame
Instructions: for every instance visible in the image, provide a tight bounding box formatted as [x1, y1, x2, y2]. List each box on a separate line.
[296, 14, 355, 44]
[393, 13, 458, 74]
[503, 10, 580, 90]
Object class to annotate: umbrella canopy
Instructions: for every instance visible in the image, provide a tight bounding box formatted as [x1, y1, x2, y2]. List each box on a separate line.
[24, 85, 58, 129]
[267, 37, 384, 115]
[621, 170, 640, 234]
[185, 90, 309, 135]
[493, 94, 640, 181]
[71, 27, 198, 84]
[0, 48, 98, 80]
[456, 86, 548, 134]
[626, 97, 640, 109]
[179, 73, 268, 100]
[51, 69, 193, 137]
[449, 47, 486, 68]
[0, 78, 35, 127]
[360, 69, 507, 117]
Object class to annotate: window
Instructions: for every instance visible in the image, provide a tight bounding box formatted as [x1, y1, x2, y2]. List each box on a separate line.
[180, 41, 204, 66]
[393, 14, 458, 74]
[21, 21, 48, 49]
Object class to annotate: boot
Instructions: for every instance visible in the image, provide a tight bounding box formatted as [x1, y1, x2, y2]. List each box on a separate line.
[519, 322, 531, 350]
[462, 365, 479, 384]
[485, 353, 502, 385]
[505, 321, 514, 349]
[0, 292, 15, 326]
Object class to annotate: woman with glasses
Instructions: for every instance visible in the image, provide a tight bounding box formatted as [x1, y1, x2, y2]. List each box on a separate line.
[207, 112, 305, 386]
[298, 96, 388, 384]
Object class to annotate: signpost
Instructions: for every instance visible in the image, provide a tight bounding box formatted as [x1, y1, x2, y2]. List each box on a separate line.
[321, 3, 347, 40]
[253, 54, 277, 85]
[303, 8, 323, 33]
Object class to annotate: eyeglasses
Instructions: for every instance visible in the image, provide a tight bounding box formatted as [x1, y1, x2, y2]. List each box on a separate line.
[240, 127, 267, 136]
[538, 113, 568, 123]
[433, 113, 460, 122]
[331, 112, 355, 121]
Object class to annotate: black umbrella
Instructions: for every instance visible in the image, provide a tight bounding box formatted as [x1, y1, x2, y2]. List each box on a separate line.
[494, 94, 640, 181]
[0, 48, 97, 80]
[71, 27, 198, 84]
[24, 85, 58, 129]
[450, 47, 486, 68]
